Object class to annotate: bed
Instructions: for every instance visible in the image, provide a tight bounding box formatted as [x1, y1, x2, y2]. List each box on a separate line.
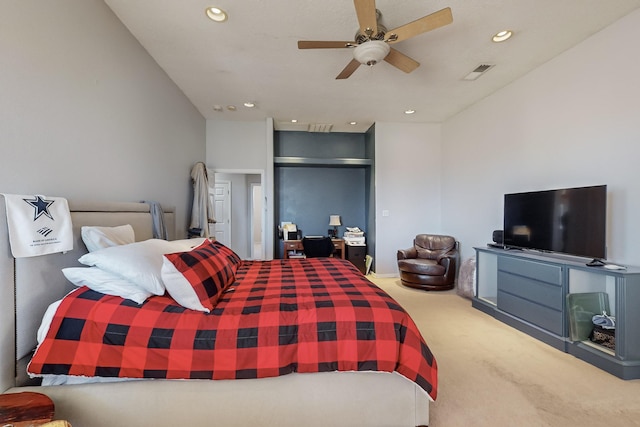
[0, 198, 435, 426]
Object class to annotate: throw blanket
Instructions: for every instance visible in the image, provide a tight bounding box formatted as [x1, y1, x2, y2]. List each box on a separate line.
[141, 200, 168, 240]
[29, 258, 438, 400]
[2, 194, 72, 258]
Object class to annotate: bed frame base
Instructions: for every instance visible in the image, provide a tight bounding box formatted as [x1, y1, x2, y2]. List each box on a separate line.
[0, 199, 430, 426]
[7, 372, 429, 426]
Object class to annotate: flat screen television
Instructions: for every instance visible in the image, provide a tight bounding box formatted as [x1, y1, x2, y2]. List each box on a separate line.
[503, 185, 607, 260]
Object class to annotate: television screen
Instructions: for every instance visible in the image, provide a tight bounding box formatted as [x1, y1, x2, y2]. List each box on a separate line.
[503, 185, 607, 259]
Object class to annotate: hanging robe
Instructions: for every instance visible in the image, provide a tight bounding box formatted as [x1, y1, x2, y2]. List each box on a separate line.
[189, 162, 216, 237]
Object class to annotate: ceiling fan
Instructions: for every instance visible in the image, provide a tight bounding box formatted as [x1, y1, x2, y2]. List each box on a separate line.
[297, 0, 453, 79]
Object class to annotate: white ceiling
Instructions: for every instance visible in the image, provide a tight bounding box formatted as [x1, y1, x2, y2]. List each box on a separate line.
[104, 0, 640, 133]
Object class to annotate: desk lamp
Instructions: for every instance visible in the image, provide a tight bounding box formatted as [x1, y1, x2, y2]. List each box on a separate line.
[329, 215, 341, 238]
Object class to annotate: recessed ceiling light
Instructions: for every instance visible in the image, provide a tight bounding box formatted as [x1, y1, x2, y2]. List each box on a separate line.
[205, 7, 228, 22]
[492, 30, 513, 43]
[349, 121, 357, 125]
[227, 105, 237, 111]
[291, 119, 298, 123]
[404, 109, 416, 115]
[243, 102, 255, 108]
[212, 105, 223, 112]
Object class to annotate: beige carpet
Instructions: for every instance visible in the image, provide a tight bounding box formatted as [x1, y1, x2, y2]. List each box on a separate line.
[370, 276, 640, 427]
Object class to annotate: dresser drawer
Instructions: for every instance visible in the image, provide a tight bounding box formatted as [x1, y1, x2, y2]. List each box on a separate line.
[498, 271, 564, 310]
[497, 290, 564, 335]
[498, 256, 563, 285]
[284, 241, 302, 251]
[497, 256, 565, 334]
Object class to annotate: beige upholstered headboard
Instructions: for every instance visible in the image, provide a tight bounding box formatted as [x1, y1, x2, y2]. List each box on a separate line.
[0, 198, 175, 392]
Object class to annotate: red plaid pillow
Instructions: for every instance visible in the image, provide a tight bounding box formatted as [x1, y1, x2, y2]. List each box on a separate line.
[161, 239, 241, 312]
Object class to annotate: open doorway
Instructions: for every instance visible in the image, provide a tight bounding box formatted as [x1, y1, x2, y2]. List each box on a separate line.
[250, 182, 263, 259]
[210, 180, 231, 246]
[211, 170, 264, 260]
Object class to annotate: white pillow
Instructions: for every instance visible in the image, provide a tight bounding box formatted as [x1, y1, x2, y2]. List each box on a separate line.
[62, 267, 151, 304]
[78, 238, 207, 295]
[81, 224, 135, 252]
[171, 237, 207, 249]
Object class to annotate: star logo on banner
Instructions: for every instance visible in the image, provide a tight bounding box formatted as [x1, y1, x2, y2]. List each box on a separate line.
[23, 195, 55, 221]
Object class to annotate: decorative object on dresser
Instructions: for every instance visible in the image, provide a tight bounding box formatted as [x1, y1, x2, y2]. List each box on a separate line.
[397, 234, 459, 291]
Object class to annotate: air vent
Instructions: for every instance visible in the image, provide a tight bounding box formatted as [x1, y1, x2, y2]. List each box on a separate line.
[308, 123, 333, 133]
[463, 64, 495, 81]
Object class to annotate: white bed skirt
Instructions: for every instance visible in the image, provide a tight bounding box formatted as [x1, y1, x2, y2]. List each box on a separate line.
[8, 371, 430, 427]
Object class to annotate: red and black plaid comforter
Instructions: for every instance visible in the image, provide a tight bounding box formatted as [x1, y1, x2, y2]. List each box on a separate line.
[29, 258, 438, 399]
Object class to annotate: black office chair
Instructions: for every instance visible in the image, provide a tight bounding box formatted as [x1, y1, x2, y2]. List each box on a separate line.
[302, 236, 335, 258]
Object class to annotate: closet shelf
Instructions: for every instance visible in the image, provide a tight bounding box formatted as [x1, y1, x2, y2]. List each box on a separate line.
[274, 157, 372, 167]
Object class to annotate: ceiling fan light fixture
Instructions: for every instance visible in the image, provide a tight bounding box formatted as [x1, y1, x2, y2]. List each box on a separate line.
[205, 7, 228, 22]
[353, 40, 390, 66]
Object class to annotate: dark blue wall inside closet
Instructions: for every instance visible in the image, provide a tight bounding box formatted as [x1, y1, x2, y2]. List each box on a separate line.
[274, 131, 372, 258]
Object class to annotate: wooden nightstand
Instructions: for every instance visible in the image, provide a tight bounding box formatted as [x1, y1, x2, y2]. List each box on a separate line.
[0, 392, 54, 426]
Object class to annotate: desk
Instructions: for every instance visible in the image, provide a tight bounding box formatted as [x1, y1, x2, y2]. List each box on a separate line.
[283, 239, 345, 259]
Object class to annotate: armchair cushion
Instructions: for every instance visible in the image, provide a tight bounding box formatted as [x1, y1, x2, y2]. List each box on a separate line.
[397, 258, 445, 276]
[414, 234, 456, 260]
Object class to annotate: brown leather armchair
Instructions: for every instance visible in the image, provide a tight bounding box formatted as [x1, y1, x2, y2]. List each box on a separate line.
[397, 234, 458, 291]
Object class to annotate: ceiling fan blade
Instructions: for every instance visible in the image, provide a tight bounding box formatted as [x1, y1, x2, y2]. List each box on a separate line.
[385, 7, 453, 43]
[336, 59, 361, 80]
[384, 48, 419, 73]
[353, 0, 377, 36]
[298, 41, 354, 49]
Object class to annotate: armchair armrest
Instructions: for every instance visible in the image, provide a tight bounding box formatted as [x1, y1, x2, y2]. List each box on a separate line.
[436, 251, 457, 264]
[397, 247, 417, 260]
[436, 241, 459, 264]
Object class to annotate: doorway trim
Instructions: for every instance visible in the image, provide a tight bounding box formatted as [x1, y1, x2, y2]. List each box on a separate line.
[211, 168, 267, 260]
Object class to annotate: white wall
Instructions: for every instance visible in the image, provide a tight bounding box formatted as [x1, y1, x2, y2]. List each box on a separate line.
[374, 122, 443, 276]
[0, 0, 205, 237]
[206, 119, 275, 258]
[206, 120, 271, 170]
[442, 9, 640, 265]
